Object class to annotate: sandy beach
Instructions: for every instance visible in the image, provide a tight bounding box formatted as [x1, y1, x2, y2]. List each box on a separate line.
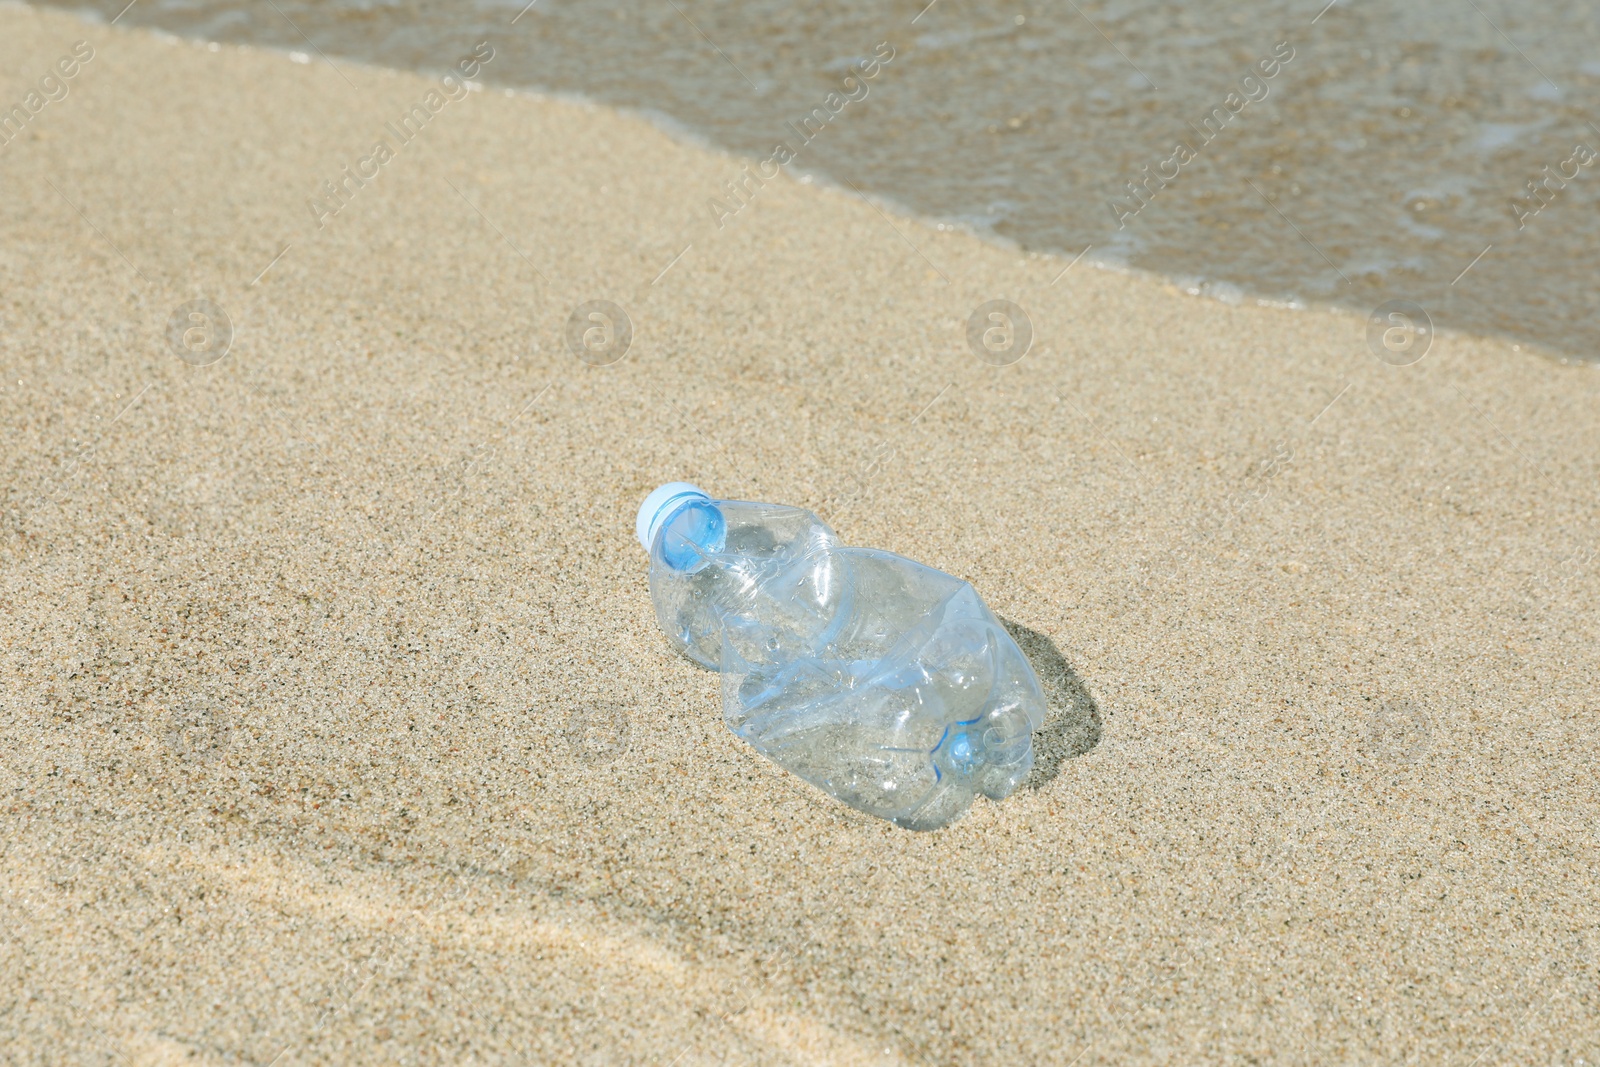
[2, 5, 1597, 1063]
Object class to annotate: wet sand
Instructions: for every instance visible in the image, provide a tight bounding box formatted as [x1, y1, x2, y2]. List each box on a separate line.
[2, 6, 1597, 1063]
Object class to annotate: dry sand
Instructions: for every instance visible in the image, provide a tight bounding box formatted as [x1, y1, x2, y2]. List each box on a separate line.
[2, 6, 1597, 1064]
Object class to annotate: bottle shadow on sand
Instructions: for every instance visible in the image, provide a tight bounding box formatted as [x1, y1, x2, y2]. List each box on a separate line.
[999, 617, 1102, 789]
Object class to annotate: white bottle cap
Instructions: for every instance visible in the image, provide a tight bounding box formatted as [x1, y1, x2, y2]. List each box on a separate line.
[636, 482, 710, 553]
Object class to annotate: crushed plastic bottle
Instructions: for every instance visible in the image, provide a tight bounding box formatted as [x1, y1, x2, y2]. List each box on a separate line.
[637, 482, 1047, 830]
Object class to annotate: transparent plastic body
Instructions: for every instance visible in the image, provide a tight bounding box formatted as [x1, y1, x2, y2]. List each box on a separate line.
[647, 497, 1046, 830]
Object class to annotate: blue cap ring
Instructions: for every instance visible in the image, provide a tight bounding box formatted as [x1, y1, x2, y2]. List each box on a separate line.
[635, 482, 711, 552]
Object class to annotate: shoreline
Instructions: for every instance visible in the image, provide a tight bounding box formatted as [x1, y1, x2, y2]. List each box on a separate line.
[30, 1, 1599, 368]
